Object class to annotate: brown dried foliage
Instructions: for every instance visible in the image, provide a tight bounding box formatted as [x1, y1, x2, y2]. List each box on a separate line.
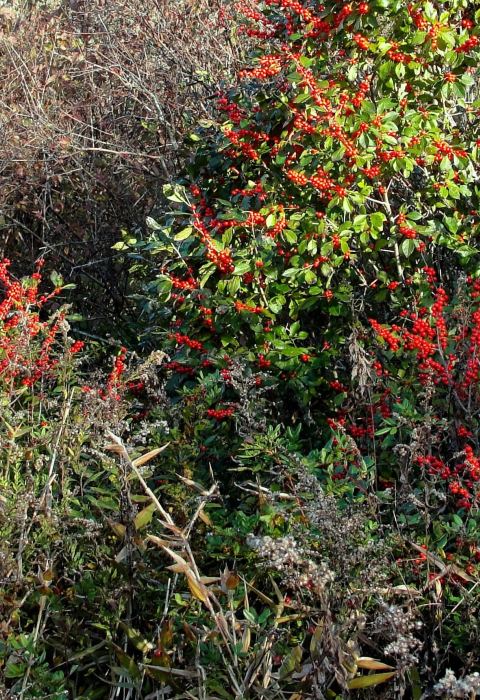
[0, 0, 245, 329]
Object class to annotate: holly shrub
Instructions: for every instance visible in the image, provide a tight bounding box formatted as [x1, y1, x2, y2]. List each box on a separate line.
[124, 0, 480, 693]
[131, 5, 480, 525]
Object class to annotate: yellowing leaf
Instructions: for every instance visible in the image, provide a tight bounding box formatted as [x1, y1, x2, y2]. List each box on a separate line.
[132, 444, 169, 467]
[166, 562, 191, 574]
[134, 502, 156, 530]
[241, 625, 251, 653]
[225, 571, 240, 590]
[221, 566, 240, 592]
[42, 568, 54, 582]
[310, 623, 324, 657]
[118, 622, 151, 654]
[106, 518, 126, 539]
[199, 510, 213, 526]
[104, 443, 124, 455]
[182, 621, 197, 642]
[347, 672, 395, 689]
[186, 571, 209, 603]
[160, 619, 174, 649]
[356, 658, 394, 671]
[145, 535, 170, 548]
[279, 646, 303, 679]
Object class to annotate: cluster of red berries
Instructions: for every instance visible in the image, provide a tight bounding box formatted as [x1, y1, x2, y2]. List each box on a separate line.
[239, 53, 284, 81]
[165, 362, 196, 377]
[266, 216, 288, 238]
[369, 319, 400, 352]
[408, 5, 428, 31]
[169, 333, 203, 352]
[107, 347, 127, 388]
[456, 34, 479, 54]
[235, 301, 264, 314]
[330, 380, 347, 392]
[206, 407, 234, 419]
[363, 165, 381, 179]
[353, 33, 369, 50]
[167, 274, 197, 291]
[69, 340, 85, 354]
[286, 169, 309, 186]
[191, 211, 235, 275]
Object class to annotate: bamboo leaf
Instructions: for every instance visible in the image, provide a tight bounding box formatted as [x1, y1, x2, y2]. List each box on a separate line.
[166, 561, 191, 574]
[145, 535, 171, 548]
[348, 672, 395, 689]
[118, 622, 151, 654]
[185, 571, 209, 603]
[310, 622, 324, 656]
[356, 658, 394, 671]
[110, 643, 141, 679]
[106, 518, 126, 539]
[131, 444, 169, 467]
[279, 646, 303, 679]
[160, 619, 174, 649]
[241, 625, 251, 653]
[243, 580, 275, 606]
[199, 510, 213, 526]
[177, 474, 209, 495]
[134, 502, 156, 530]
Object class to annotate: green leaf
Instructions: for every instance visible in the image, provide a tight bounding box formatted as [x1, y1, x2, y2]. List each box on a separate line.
[5, 662, 28, 679]
[448, 183, 460, 199]
[134, 502, 156, 530]
[146, 216, 163, 230]
[283, 229, 297, 244]
[370, 212, 386, 229]
[110, 643, 141, 679]
[266, 213, 276, 228]
[233, 261, 251, 275]
[379, 61, 393, 81]
[444, 217, 458, 234]
[50, 270, 63, 287]
[273, 342, 308, 357]
[269, 295, 286, 314]
[401, 239, 415, 258]
[174, 227, 193, 241]
[411, 31, 426, 45]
